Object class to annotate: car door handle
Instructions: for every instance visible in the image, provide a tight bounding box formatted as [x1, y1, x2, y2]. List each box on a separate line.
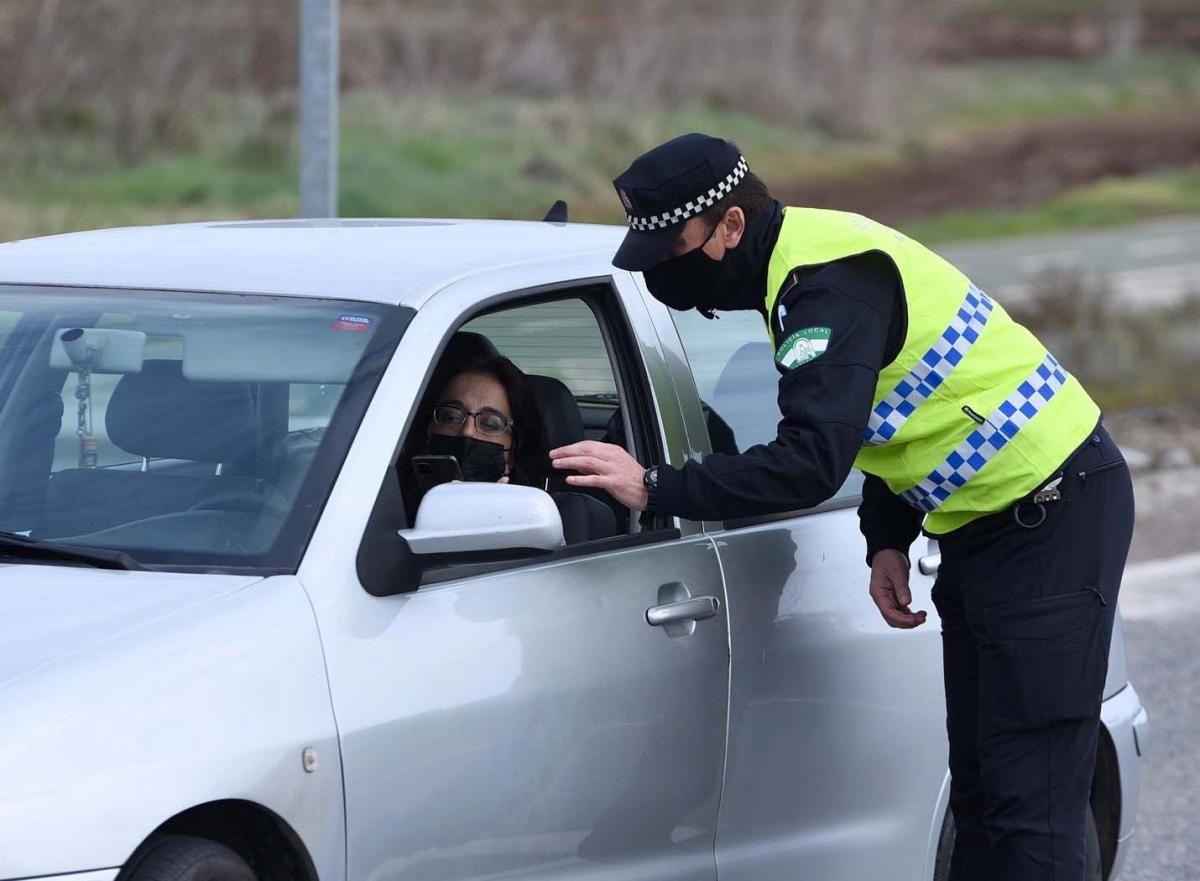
[918, 553, 941, 576]
[646, 596, 720, 627]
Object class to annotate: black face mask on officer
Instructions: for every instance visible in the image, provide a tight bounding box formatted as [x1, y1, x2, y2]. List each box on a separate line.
[643, 222, 725, 320]
[425, 434, 509, 483]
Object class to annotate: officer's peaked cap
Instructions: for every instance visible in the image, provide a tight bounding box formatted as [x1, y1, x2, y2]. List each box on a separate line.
[612, 133, 748, 271]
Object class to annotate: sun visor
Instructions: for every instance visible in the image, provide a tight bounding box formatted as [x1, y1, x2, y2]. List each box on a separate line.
[49, 328, 147, 374]
[181, 317, 376, 383]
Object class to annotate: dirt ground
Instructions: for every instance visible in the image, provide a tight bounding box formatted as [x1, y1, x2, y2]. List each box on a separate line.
[776, 112, 1200, 226]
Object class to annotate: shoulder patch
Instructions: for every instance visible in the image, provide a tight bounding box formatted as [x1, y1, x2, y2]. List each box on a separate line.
[775, 326, 832, 369]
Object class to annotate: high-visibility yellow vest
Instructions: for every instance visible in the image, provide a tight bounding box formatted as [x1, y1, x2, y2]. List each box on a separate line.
[765, 207, 1100, 534]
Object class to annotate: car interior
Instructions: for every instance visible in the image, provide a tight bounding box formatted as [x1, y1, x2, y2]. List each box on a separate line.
[3, 287, 761, 568]
[0, 294, 391, 566]
[33, 359, 296, 550]
[396, 328, 626, 547]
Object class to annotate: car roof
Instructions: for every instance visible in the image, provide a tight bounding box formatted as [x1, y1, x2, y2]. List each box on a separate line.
[0, 218, 627, 305]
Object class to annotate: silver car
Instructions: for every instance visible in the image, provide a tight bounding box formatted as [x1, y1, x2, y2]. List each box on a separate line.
[0, 219, 1149, 881]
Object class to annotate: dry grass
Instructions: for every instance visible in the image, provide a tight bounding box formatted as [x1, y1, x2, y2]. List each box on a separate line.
[0, 0, 950, 162]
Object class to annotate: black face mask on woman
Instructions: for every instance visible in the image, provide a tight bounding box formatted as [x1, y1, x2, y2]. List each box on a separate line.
[425, 434, 509, 483]
[642, 225, 725, 319]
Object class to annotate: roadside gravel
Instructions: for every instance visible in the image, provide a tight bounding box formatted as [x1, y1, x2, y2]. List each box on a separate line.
[1129, 467, 1200, 563]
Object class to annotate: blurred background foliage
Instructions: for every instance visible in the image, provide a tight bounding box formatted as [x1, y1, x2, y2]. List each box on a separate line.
[0, 0, 1197, 418]
[0, 0, 1197, 240]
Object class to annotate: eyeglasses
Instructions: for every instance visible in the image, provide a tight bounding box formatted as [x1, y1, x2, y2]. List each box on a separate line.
[432, 403, 514, 437]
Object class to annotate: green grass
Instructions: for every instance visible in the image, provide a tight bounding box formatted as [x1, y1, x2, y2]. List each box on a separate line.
[0, 95, 890, 240]
[904, 167, 1200, 242]
[2, 58, 1200, 244]
[909, 52, 1200, 140]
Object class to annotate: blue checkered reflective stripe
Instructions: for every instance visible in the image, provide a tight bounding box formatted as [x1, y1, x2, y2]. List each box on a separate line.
[864, 284, 994, 446]
[900, 353, 1069, 513]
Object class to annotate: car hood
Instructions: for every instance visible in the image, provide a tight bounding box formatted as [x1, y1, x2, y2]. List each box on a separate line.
[0, 562, 263, 690]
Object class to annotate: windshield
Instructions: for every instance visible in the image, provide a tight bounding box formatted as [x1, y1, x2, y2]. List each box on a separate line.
[0, 286, 409, 571]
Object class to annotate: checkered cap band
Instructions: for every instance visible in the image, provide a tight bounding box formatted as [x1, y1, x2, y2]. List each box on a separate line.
[899, 352, 1070, 514]
[864, 283, 994, 446]
[626, 157, 750, 232]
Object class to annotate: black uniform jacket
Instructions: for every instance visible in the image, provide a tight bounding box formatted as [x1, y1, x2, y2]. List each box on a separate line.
[653, 203, 924, 564]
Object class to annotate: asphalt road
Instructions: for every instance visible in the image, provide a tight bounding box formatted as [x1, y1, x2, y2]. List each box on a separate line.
[942, 224, 1200, 881]
[939, 217, 1200, 309]
[1116, 551, 1200, 881]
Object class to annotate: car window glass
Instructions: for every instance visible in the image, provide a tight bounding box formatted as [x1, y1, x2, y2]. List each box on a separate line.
[671, 307, 864, 503]
[289, 383, 344, 433]
[0, 310, 18, 345]
[51, 314, 184, 470]
[0, 287, 407, 570]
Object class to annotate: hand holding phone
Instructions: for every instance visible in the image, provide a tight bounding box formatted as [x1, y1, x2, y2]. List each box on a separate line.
[412, 454, 463, 494]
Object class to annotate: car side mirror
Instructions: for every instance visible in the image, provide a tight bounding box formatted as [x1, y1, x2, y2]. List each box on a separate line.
[399, 482, 565, 556]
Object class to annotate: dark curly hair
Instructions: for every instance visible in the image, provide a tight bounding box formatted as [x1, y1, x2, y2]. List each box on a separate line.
[426, 354, 550, 489]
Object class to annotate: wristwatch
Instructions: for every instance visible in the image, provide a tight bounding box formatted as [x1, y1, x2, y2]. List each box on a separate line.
[642, 466, 659, 512]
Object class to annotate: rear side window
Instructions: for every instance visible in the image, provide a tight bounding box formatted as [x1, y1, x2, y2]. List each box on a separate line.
[464, 300, 617, 397]
[464, 299, 621, 441]
[671, 308, 864, 504]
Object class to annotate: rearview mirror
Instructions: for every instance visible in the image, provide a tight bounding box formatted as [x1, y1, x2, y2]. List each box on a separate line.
[399, 482, 565, 556]
[50, 328, 146, 374]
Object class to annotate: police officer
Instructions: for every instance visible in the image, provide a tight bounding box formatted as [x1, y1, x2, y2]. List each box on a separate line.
[550, 133, 1134, 881]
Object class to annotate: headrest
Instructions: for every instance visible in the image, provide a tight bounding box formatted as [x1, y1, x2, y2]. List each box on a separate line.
[711, 342, 776, 451]
[713, 342, 775, 399]
[552, 492, 619, 544]
[106, 360, 257, 463]
[528, 375, 584, 451]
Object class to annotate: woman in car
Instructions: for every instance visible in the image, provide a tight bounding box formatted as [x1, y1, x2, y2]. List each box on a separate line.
[421, 354, 550, 489]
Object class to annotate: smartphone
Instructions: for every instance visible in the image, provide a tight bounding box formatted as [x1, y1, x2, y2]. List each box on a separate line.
[412, 454, 463, 494]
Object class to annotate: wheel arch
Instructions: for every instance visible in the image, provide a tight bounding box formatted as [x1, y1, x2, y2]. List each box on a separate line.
[118, 799, 320, 881]
[931, 730, 1121, 881]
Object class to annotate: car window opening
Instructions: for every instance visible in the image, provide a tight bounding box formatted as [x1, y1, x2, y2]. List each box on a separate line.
[393, 286, 674, 585]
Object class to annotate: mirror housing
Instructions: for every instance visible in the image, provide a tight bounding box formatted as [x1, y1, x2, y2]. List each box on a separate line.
[399, 482, 565, 556]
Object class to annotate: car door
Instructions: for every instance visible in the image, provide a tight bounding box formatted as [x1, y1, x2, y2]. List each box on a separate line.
[663, 302, 949, 881]
[305, 279, 730, 881]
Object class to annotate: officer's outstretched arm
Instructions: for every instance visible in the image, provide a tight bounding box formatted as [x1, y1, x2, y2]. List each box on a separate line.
[651, 273, 887, 520]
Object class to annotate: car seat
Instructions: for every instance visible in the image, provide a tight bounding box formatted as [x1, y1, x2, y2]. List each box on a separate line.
[39, 360, 274, 538]
[527, 373, 619, 543]
[710, 341, 778, 452]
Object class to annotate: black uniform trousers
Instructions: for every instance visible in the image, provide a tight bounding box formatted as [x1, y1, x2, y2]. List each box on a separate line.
[933, 424, 1133, 881]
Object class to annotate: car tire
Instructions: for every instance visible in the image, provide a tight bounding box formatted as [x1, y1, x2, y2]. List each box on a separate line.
[119, 835, 257, 881]
[932, 806, 1103, 880]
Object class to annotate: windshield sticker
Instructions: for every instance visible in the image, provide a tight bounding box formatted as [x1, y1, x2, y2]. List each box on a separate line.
[332, 314, 374, 332]
[775, 326, 832, 369]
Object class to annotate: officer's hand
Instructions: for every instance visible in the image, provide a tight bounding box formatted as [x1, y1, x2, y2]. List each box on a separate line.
[869, 549, 928, 629]
[549, 441, 649, 511]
